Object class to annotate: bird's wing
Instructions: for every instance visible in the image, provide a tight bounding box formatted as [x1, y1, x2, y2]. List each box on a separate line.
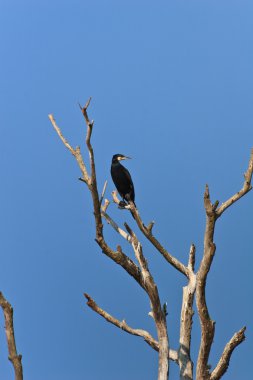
[124, 168, 134, 187]
[124, 168, 135, 202]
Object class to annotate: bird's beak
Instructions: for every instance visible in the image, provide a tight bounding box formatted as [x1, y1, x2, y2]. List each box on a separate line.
[122, 156, 131, 160]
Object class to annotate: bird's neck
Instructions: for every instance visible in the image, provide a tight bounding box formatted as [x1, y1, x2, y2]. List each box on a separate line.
[112, 160, 122, 166]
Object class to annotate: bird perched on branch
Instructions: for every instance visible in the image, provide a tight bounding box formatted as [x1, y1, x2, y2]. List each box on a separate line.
[111, 154, 136, 207]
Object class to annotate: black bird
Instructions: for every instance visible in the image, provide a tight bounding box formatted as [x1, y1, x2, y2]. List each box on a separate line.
[111, 154, 136, 207]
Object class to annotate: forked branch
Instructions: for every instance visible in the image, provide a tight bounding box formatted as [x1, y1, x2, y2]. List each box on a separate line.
[196, 185, 218, 379]
[84, 293, 178, 363]
[125, 224, 169, 379]
[101, 199, 132, 243]
[112, 191, 189, 278]
[49, 110, 145, 289]
[50, 100, 169, 379]
[196, 149, 253, 379]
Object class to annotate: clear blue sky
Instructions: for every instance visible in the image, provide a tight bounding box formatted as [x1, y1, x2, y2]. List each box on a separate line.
[0, 1, 252, 379]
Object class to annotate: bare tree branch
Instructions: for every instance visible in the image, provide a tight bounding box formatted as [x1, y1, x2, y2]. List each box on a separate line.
[125, 224, 169, 380]
[147, 221, 155, 234]
[49, 111, 144, 289]
[50, 101, 169, 379]
[79, 98, 96, 185]
[48, 114, 76, 155]
[84, 293, 178, 363]
[101, 199, 132, 242]
[0, 292, 23, 380]
[196, 185, 216, 380]
[112, 191, 189, 279]
[101, 198, 110, 213]
[48, 114, 90, 184]
[216, 148, 253, 217]
[102, 209, 132, 242]
[210, 327, 246, 380]
[195, 149, 253, 379]
[188, 243, 196, 272]
[178, 244, 196, 380]
[99, 180, 108, 207]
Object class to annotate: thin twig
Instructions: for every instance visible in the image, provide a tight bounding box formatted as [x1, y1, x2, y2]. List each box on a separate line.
[100, 180, 108, 207]
[147, 221, 155, 234]
[101, 198, 110, 213]
[48, 114, 76, 155]
[48, 114, 90, 184]
[216, 148, 253, 217]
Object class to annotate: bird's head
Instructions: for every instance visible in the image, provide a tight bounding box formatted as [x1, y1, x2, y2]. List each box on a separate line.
[112, 154, 131, 163]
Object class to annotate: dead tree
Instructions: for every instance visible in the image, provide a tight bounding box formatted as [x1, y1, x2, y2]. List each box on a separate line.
[49, 98, 252, 380]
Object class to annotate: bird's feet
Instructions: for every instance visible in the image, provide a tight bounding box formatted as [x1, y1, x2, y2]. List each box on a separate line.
[118, 200, 128, 209]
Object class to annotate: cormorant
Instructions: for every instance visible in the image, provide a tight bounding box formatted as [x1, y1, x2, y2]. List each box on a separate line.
[111, 154, 136, 207]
